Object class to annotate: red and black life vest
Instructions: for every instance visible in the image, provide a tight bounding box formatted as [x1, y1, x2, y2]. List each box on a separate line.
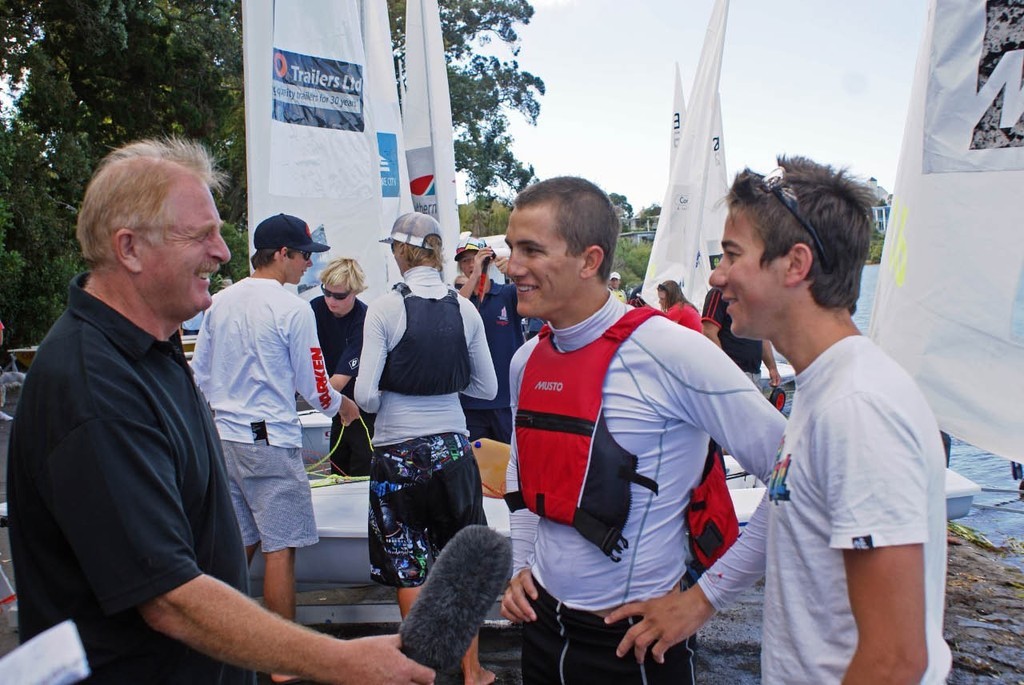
[685, 439, 739, 582]
[505, 307, 661, 561]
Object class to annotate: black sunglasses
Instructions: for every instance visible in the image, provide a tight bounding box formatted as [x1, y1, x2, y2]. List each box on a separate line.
[287, 249, 312, 261]
[759, 167, 833, 274]
[321, 284, 351, 300]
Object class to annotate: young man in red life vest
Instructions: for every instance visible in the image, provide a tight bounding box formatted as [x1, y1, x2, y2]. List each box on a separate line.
[499, 176, 786, 685]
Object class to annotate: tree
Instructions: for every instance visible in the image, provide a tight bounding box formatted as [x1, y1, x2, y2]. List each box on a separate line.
[634, 203, 661, 231]
[458, 197, 512, 237]
[608, 193, 633, 230]
[0, 1, 244, 347]
[613, 238, 652, 291]
[388, 0, 545, 200]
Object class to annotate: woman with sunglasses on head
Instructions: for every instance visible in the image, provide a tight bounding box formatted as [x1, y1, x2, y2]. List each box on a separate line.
[310, 257, 375, 477]
[657, 279, 702, 332]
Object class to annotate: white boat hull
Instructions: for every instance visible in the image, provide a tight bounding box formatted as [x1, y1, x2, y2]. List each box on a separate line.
[251, 480, 511, 591]
[270, 417, 981, 592]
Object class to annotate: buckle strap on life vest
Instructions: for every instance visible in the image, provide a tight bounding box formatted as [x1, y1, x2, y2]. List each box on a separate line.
[573, 508, 629, 561]
[621, 463, 659, 495]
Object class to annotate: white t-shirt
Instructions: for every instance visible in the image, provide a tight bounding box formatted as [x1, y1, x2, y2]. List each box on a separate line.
[760, 335, 951, 684]
[354, 266, 497, 446]
[192, 277, 342, 448]
[506, 295, 786, 611]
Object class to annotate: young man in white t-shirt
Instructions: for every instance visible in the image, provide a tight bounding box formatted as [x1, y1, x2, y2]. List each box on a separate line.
[608, 156, 951, 684]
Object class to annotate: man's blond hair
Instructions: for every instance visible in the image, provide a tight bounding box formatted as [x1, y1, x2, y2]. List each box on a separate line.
[77, 137, 225, 268]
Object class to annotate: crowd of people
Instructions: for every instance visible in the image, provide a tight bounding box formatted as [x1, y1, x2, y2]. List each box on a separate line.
[4, 136, 950, 685]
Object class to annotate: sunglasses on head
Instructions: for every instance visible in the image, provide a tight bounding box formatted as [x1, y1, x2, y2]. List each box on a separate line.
[321, 284, 351, 300]
[758, 166, 833, 274]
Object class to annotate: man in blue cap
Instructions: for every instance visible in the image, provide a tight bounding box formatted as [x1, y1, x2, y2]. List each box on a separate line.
[454, 236, 524, 443]
[192, 213, 359, 683]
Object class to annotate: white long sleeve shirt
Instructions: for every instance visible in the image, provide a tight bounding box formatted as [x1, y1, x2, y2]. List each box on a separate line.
[506, 295, 785, 611]
[192, 277, 342, 448]
[355, 266, 497, 446]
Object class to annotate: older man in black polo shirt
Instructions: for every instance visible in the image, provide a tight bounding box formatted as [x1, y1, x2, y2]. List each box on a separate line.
[5, 138, 433, 685]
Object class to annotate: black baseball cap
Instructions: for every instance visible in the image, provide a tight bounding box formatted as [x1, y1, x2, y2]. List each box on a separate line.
[253, 213, 329, 252]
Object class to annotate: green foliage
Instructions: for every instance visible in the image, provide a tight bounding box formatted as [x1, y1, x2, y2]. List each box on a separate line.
[608, 193, 633, 230]
[458, 198, 511, 236]
[0, 119, 86, 349]
[0, 0, 244, 347]
[218, 222, 251, 285]
[867, 230, 884, 264]
[611, 238, 652, 291]
[388, 0, 545, 200]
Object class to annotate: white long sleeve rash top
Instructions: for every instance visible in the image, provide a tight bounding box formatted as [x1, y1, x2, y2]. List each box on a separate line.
[355, 266, 497, 446]
[506, 295, 785, 611]
[192, 277, 342, 448]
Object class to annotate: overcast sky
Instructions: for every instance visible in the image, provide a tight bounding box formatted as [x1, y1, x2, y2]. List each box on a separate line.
[473, 0, 928, 210]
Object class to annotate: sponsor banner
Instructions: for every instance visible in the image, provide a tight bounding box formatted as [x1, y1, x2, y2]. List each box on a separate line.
[923, 1, 1024, 173]
[272, 48, 364, 132]
[244, 0, 393, 301]
[377, 132, 400, 198]
[407, 145, 439, 215]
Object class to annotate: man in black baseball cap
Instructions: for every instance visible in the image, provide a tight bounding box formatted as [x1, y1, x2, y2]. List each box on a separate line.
[253, 213, 330, 253]
[194, 211, 359, 684]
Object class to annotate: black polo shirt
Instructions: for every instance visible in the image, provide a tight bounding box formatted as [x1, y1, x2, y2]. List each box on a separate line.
[311, 295, 368, 399]
[6, 274, 252, 684]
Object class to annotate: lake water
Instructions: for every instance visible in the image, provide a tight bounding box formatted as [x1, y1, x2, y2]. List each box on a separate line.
[854, 264, 1024, 570]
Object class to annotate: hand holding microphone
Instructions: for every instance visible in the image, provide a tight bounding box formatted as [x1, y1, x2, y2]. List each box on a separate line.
[399, 525, 512, 671]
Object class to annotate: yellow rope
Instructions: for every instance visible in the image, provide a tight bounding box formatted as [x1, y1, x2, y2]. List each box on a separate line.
[305, 414, 374, 475]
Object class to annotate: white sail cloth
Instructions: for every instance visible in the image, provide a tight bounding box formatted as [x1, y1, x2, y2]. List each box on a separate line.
[242, 0, 411, 302]
[869, 0, 1024, 461]
[642, 0, 729, 309]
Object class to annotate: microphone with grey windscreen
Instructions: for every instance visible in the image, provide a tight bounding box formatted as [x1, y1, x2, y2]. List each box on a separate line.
[399, 525, 513, 670]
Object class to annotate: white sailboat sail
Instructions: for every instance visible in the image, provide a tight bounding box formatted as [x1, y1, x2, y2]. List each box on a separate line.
[670, 62, 686, 170]
[242, 0, 398, 300]
[642, 0, 729, 309]
[869, 0, 1024, 462]
[362, 0, 415, 287]
[363, 0, 414, 226]
[402, 0, 461, 281]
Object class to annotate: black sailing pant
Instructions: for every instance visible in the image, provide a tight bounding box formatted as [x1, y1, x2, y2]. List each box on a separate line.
[522, 582, 697, 685]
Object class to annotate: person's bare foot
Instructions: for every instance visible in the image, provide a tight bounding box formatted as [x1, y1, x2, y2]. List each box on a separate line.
[463, 666, 496, 685]
[270, 674, 303, 684]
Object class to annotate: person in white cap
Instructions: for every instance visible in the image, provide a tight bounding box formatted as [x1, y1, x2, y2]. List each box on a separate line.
[356, 212, 498, 684]
[608, 270, 626, 302]
[192, 212, 360, 684]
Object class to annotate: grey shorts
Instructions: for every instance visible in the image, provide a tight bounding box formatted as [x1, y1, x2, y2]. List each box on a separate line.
[221, 440, 318, 553]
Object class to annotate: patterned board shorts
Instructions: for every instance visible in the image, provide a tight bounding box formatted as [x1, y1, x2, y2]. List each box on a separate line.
[368, 432, 487, 588]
